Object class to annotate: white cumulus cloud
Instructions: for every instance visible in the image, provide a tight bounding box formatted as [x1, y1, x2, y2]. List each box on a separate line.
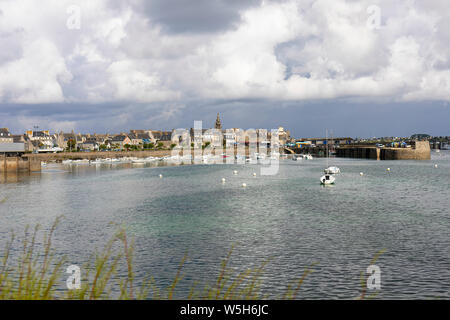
[0, 0, 449, 105]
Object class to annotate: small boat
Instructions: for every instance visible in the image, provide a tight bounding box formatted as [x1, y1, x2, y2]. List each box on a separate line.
[90, 158, 104, 165]
[324, 166, 340, 174]
[320, 129, 335, 185]
[131, 159, 146, 164]
[304, 154, 313, 160]
[320, 174, 336, 185]
[62, 159, 73, 165]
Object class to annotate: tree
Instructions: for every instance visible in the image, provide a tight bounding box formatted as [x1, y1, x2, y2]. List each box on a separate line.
[170, 143, 176, 150]
[157, 142, 164, 149]
[202, 141, 211, 150]
[124, 144, 131, 151]
[67, 139, 76, 152]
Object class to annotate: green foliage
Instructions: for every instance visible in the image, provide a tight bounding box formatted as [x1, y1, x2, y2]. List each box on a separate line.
[67, 139, 76, 151]
[0, 217, 65, 300]
[0, 220, 319, 300]
[144, 143, 155, 150]
[202, 141, 211, 150]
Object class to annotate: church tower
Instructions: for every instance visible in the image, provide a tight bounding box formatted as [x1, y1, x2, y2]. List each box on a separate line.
[215, 113, 222, 130]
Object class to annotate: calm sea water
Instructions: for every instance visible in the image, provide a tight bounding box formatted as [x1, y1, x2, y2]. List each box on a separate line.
[0, 151, 449, 299]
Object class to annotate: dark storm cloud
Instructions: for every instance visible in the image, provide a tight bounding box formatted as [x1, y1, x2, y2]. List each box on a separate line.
[137, 0, 261, 34]
[1, 100, 449, 137]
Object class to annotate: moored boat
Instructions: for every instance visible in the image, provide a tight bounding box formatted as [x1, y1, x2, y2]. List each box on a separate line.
[320, 173, 336, 185]
[324, 166, 340, 174]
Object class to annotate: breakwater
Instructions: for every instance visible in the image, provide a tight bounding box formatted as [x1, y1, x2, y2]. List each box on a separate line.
[335, 141, 431, 160]
[0, 156, 41, 173]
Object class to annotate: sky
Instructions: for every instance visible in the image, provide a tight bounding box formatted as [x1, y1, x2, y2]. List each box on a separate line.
[0, 0, 449, 138]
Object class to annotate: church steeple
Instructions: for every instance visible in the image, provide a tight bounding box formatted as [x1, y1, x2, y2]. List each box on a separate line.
[215, 113, 222, 129]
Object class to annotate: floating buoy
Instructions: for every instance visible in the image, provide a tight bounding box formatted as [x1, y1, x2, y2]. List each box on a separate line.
[387, 168, 391, 172]
[434, 164, 438, 168]
[242, 183, 247, 187]
[233, 170, 238, 175]
[221, 178, 226, 183]
[159, 174, 163, 178]
[360, 172, 364, 176]
[253, 172, 257, 176]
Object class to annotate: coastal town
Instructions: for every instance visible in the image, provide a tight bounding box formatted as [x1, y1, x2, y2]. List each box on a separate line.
[1, 114, 448, 155]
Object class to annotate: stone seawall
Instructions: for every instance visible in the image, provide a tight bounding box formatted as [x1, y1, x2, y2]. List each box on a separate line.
[26, 150, 172, 162]
[0, 156, 41, 173]
[336, 141, 430, 160]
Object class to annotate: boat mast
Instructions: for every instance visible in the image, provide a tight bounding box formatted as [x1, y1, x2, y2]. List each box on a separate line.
[326, 129, 329, 167]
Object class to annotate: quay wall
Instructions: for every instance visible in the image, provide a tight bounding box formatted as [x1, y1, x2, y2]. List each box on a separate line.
[0, 156, 41, 173]
[336, 141, 430, 160]
[26, 150, 172, 162]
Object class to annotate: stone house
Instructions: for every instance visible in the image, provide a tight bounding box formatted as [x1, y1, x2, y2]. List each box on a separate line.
[110, 134, 131, 149]
[0, 128, 13, 143]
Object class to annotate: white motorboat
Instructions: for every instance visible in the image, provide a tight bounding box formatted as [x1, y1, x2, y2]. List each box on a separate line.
[131, 159, 146, 164]
[324, 166, 341, 174]
[320, 174, 336, 185]
[62, 159, 73, 165]
[304, 154, 313, 160]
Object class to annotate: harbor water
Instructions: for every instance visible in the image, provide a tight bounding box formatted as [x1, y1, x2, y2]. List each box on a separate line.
[0, 151, 449, 299]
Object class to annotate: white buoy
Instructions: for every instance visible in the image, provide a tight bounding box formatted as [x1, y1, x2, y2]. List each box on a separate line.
[387, 168, 391, 172]
[253, 172, 257, 176]
[159, 174, 163, 178]
[233, 170, 238, 175]
[434, 164, 438, 168]
[242, 183, 247, 187]
[221, 178, 226, 183]
[360, 172, 364, 176]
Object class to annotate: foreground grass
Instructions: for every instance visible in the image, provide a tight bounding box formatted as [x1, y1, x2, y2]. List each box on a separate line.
[0, 218, 319, 300]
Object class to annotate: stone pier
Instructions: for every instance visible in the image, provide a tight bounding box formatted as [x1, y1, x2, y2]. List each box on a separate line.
[336, 141, 431, 160]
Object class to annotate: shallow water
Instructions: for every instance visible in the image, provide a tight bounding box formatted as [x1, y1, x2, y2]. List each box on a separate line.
[0, 151, 449, 299]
